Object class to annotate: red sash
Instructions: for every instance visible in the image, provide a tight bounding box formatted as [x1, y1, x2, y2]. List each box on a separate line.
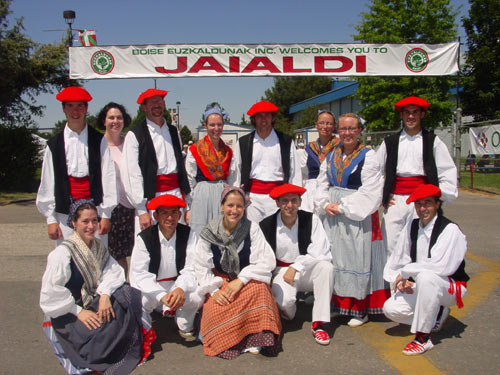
[391, 176, 427, 195]
[157, 276, 177, 282]
[277, 260, 293, 267]
[68, 176, 91, 200]
[248, 179, 283, 194]
[448, 277, 467, 308]
[155, 173, 180, 193]
[371, 211, 383, 241]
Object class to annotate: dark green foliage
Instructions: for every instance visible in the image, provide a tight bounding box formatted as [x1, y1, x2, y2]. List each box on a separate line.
[461, 0, 500, 120]
[180, 125, 194, 145]
[0, 125, 40, 191]
[353, 0, 459, 130]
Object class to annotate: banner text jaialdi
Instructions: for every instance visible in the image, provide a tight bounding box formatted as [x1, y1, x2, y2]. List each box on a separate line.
[69, 43, 459, 79]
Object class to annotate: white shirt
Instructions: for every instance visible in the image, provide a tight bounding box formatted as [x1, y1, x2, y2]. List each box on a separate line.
[129, 227, 198, 303]
[40, 243, 125, 318]
[121, 119, 187, 215]
[227, 129, 302, 187]
[383, 214, 467, 283]
[109, 143, 133, 209]
[195, 222, 276, 296]
[275, 212, 332, 272]
[376, 130, 458, 203]
[36, 124, 118, 223]
[315, 149, 383, 221]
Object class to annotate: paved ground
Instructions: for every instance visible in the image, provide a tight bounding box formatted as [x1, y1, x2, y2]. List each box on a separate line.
[1, 191, 499, 375]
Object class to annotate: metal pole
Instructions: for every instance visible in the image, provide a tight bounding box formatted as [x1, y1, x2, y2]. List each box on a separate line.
[455, 37, 462, 185]
[176, 101, 181, 131]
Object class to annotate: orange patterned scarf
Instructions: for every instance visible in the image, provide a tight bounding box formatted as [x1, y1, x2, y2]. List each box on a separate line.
[190, 136, 233, 181]
[308, 137, 339, 164]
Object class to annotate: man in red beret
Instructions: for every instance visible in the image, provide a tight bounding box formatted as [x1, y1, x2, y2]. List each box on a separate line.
[121, 88, 191, 235]
[228, 100, 302, 222]
[377, 95, 457, 257]
[129, 194, 202, 340]
[383, 184, 468, 355]
[36, 87, 117, 244]
[260, 184, 333, 345]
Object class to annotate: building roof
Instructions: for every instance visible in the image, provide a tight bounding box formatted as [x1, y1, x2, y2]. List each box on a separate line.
[289, 80, 359, 115]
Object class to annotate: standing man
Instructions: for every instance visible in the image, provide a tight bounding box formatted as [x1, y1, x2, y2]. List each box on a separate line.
[36, 87, 116, 244]
[130, 194, 202, 339]
[228, 100, 302, 222]
[383, 184, 468, 355]
[378, 96, 457, 255]
[121, 89, 190, 233]
[260, 184, 333, 345]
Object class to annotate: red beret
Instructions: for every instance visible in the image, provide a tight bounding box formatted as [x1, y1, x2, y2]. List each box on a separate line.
[146, 194, 186, 211]
[137, 88, 168, 104]
[269, 184, 306, 200]
[394, 96, 430, 111]
[56, 87, 92, 103]
[247, 100, 279, 116]
[406, 184, 441, 204]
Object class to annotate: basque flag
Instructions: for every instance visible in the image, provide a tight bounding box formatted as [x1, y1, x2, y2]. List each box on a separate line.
[78, 29, 97, 46]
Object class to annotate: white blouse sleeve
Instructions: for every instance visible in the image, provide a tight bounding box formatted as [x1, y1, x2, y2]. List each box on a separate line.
[299, 148, 309, 183]
[314, 160, 330, 215]
[434, 137, 458, 204]
[227, 141, 241, 187]
[36, 146, 57, 224]
[238, 222, 276, 285]
[96, 253, 125, 297]
[289, 142, 303, 187]
[338, 149, 384, 221]
[120, 131, 148, 215]
[99, 137, 118, 219]
[40, 246, 81, 318]
[185, 148, 198, 193]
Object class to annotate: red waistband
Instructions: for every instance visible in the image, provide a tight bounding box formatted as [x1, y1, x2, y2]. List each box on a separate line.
[68, 176, 91, 200]
[448, 277, 467, 308]
[391, 176, 427, 195]
[277, 260, 293, 267]
[155, 173, 179, 193]
[248, 179, 283, 194]
[157, 276, 177, 282]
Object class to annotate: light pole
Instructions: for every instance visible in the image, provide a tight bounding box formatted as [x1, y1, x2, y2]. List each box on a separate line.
[63, 10, 76, 47]
[176, 101, 181, 131]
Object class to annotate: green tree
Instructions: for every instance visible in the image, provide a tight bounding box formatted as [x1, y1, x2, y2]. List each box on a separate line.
[0, 0, 72, 127]
[461, 0, 500, 121]
[263, 77, 332, 135]
[240, 113, 250, 126]
[0, 125, 40, 190]
[180, 126, 194, 145]
[353, 0, 459, 130]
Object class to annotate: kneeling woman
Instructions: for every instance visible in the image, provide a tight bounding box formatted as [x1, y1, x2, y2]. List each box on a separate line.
[196, 185, 281, 359]
[40, 200, 155, 374]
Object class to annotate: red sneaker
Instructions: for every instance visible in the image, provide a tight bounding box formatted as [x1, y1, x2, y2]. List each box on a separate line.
[402, 339, 434, 355]
[312, 324, 330, 345]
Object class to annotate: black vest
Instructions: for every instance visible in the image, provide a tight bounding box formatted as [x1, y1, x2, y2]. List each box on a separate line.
[65, 259, 85, 306]
[131, 121, 190, 200]
[47, 125, 104, 214]
[259, 210, 312, 256]
[138, 223, 190, 277]
[210, 235, 252, 275]
[382, 129, 439, 206]
[410, 215, 469, 282]
[239, 130, 292, 192]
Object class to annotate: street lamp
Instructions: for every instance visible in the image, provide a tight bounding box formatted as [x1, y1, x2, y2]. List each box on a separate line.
[176, 101, 181, 131]
[63, 10, 76, 47]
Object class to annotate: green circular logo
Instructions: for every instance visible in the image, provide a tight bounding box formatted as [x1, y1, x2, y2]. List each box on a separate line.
[91, 50, 115, 75]
[405, 48, 429, 73]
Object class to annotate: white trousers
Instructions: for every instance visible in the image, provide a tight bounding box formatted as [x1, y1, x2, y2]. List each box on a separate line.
[272, 260, 334, 323]
[246, 192, 280, 223]
[55, 212, 108, 247]
[142, 282, 203, 332]
[383, 271, 467, 334]
[382, 194, 416, 256]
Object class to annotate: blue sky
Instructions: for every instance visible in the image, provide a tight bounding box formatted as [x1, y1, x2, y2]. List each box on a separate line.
[10, 0, 470, 132]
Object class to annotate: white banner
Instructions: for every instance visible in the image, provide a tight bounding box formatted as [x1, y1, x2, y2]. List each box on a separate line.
[69, 43, 459, 79]
[469, 124, 500, 155]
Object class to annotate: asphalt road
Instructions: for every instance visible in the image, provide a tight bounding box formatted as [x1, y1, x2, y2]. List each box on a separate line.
[1, 191, 499, 375]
